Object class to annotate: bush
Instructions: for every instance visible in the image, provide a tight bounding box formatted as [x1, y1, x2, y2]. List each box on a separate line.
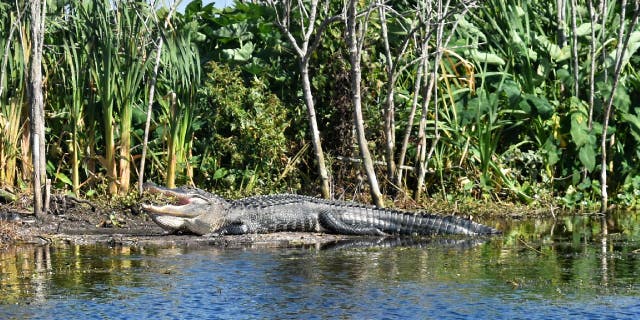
[193, 61, 293, 194]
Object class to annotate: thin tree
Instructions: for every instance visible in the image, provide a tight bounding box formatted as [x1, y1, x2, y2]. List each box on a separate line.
[395, 48, 426, 188]
[377, 2, 422, 187]
[583, 0, 598, 186]
[599, 0, 639, 213]
[0, 3, 25, 99]
[556, 0, 567, 47]
[345, 0, 384, 207]
[267, 0, 342, 199]
[378, 2, 397, 181]
[586, 0, 597, 130]
[413, 0, 473, 201]
[570, 0, 579, 96]
[139, 0, 179, 193]
[28, 0, 46, 217]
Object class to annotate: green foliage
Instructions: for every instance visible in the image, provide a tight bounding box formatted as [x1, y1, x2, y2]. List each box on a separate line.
[153, 12, 202, 188]
[453, 0, 640, 208]
[0, 1, 28, 188]
[193, 61, 293, 194]
[1, 0, 639, 212]
[569, 98, 597, 172]
[182, 0, 290, 84]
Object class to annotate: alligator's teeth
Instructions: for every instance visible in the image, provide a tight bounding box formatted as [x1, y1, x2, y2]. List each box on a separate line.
[142, 203, 197, 217]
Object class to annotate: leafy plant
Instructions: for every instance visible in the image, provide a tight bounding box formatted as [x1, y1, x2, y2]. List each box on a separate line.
[193, 61, 292, 194]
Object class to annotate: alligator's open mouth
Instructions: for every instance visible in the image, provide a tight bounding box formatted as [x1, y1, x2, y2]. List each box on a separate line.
[141, 183, 205, 218]
[142, 182, 227, 235]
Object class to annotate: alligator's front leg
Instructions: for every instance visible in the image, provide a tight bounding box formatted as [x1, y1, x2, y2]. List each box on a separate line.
[202, 223, 249, 237]
[318, 210, 388, 236]
[216, 221, 251, 235]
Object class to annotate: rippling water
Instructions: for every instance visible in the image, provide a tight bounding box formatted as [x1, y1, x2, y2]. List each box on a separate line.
[1, 212, 639, 319]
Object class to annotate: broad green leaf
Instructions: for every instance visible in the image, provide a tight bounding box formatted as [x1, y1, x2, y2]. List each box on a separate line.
[55, 172, 73, 187]
[579, 146, 596, 172]
[456, 14, 486, 41]
[622, 112, 640, 143]
[570, 100, 596, 148]
[613, 86, 631, 114]
[514, 5, 525, 17]
[575, 23, 600, 37]
[527, 48, 538, 61]
[194, 31, 207, 42]
[468, 50, 506, 65]
[212, 21, 253, 42]
[543, 138, 560, 166]
[222, 42, 254, 61]
[556, 68, 571, 82]
[213, 168, 228, 180]
[509, 29, 524, 45]
[518, 99, 531, 113]
[501, 79, 522, 105]
[536, 35, 570, 61]
[597, 81, 631, 114]
[606, 31, 640, 69]
[525, 95, 554, 119]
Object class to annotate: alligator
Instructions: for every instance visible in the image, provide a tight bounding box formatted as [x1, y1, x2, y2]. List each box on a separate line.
[142, 183, 500, 236]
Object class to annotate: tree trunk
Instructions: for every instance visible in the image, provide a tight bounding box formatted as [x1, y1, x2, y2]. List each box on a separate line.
[300, 63, 332, 198]
[267, 0, 339, 198]
[139, 36, 163, 192]
[570, 0, 579, 96]
[556, 0, 567, 47]
[346, 0, 384, 207]
[396, 52, 425, 187]
[139, 1, 179, 193]
[599, 0, 639, 213]
[413, 74, 436, 202]
[378, 4, 396, 181]
[28, 0, 46, 218]
[587, 0, 597, 129]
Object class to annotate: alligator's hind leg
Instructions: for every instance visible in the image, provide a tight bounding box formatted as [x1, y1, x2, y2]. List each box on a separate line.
[318, 210, 388, 236]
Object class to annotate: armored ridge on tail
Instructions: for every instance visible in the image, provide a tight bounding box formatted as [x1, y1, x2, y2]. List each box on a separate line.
[142, 183, 501, 236]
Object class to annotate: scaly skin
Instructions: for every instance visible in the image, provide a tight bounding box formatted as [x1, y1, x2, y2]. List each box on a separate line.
[142, 183, 500, 236]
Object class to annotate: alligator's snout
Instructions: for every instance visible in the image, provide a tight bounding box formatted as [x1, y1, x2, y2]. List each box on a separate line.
[142, 182, 202, 218]
[142, 182, 229, 235]
[141, 182, 228, 218]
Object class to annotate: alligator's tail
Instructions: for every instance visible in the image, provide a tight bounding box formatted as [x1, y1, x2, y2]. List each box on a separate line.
[337, 208, 500, 236]
[405, 213, 500, 235]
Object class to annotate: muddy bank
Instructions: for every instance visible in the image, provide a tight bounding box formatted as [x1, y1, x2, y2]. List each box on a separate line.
[1, 200, 355, 248]
[48, 232, 354, 249]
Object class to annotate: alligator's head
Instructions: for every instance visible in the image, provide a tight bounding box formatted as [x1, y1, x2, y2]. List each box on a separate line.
[142, 182, 230, 235]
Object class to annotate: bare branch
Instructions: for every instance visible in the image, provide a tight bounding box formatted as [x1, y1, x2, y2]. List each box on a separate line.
[305, 14, 344, 61]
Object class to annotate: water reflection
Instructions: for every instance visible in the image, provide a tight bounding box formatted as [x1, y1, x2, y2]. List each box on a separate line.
[0, 244, 163, 304]
[0, 212, 638, 318]
[494, 211, 640, 294]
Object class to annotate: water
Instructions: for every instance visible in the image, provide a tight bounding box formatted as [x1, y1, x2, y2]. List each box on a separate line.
[1, 212, 639, 319]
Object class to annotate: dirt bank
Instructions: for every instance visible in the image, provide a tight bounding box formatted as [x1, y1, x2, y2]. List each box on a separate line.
[0, 197, 354, 249]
